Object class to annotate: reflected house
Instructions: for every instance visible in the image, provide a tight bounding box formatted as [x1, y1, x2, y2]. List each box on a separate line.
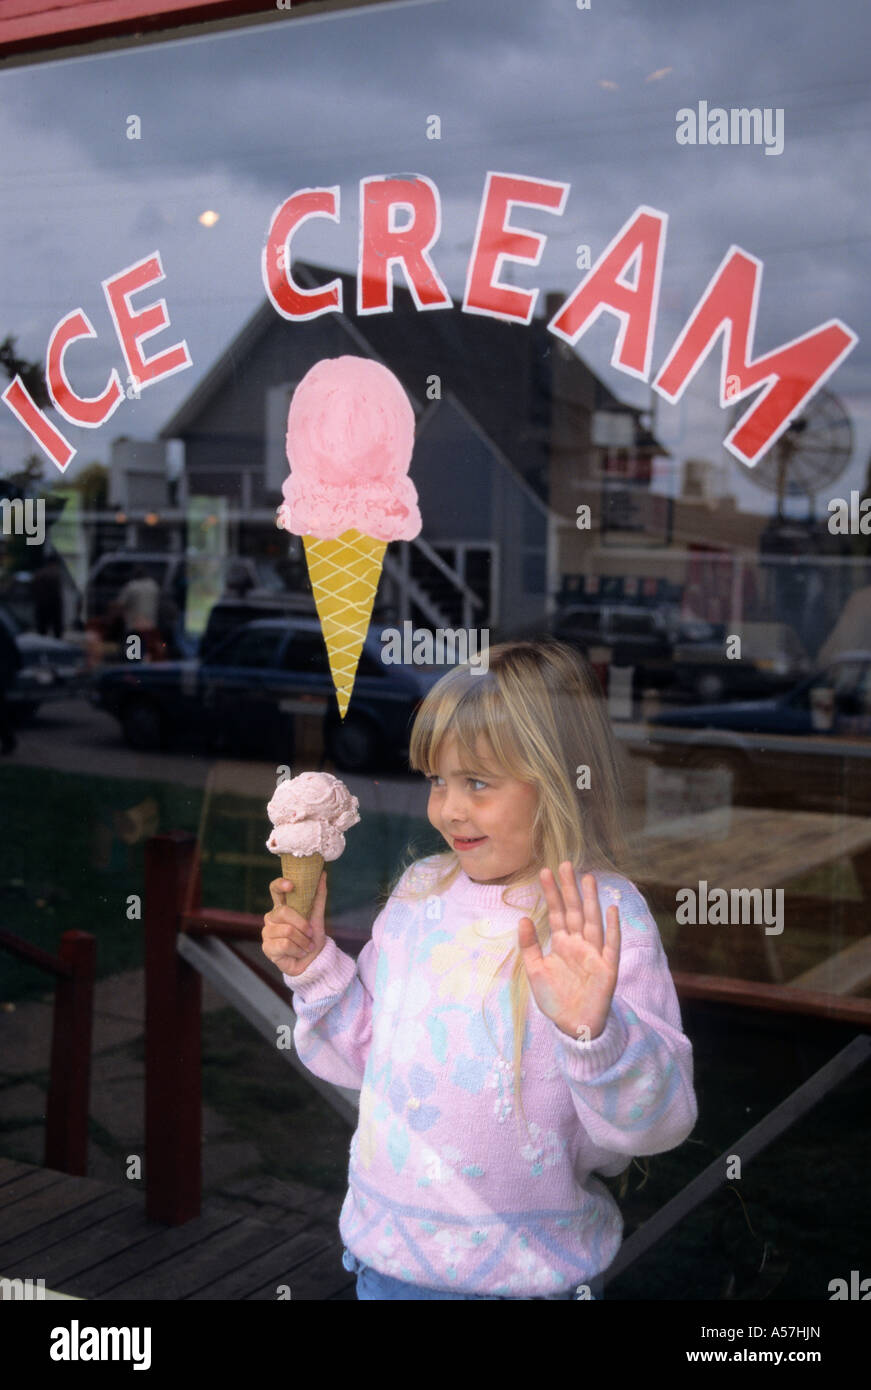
[159, 261, 670, 637]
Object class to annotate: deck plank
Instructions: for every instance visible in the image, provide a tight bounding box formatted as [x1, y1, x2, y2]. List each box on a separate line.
[244, 1243, 351, 1301]
[0, 1178, 136, 1256]
[188, 1227, 337, 1300]
[65, 1209, 245, 1299]
[0, 1158, 49, 1186]
[97, 1219, 308, 1300]
[0, 1158, 351, 1301]
[0, 1167, 69, 1211]
[0, 1184, 141, 1273]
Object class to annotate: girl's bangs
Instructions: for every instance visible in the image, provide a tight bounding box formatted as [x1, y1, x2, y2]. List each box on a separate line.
[410, 671, 525, 780]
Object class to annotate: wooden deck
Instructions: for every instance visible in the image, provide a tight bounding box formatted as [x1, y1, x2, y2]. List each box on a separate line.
[0, 1158, 355, 1300]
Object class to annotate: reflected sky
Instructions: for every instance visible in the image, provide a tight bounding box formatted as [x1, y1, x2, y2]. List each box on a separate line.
[0, 0, 869, 513]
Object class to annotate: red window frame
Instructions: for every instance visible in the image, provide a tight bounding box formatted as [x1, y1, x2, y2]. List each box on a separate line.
[0, 1, 371, 58]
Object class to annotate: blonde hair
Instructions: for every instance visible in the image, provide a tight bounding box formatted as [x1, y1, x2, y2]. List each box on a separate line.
[385, 638, 630, 1148]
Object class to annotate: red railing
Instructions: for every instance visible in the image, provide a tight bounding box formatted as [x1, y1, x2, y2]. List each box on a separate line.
[144, 831, 361, 1224]
[0, 927, 96, 1175]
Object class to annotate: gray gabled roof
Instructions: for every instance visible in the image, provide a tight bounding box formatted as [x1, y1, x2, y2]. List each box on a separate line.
[159, 259, 667, 457]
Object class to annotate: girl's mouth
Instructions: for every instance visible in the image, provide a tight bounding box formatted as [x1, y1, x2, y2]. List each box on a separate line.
[453, 836, 487, 851]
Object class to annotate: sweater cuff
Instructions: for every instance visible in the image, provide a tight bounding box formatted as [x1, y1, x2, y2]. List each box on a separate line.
[281, 935, 357, 1002]
[553, 1004, 629, 1078]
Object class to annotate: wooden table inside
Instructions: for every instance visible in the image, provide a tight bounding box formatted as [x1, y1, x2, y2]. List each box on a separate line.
[625, 807, 871, 999]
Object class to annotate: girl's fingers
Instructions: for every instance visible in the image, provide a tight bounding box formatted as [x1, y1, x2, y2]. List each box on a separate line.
[603, 905, 621, 967]
[263, 923, 313, 956]
[559, 862, 586, 935]
[263, 911, 313, 943]
[268, 878, 291, 912]
[541, 862, 586, 934]
[580, 872, 604, 950]
[539, 866, 566, 934]
[517, 915, 543, 966]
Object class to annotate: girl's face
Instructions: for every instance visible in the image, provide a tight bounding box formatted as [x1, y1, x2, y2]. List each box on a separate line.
[426, 734, 540, 886]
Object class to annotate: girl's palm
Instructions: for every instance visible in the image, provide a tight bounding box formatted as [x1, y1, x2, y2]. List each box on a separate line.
[518, 864, 620, 1040]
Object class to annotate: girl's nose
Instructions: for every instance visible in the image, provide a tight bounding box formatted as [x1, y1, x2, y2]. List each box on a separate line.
[443, 788, 468, 822]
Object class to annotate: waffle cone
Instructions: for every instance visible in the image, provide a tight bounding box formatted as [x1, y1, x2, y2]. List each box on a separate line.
[303, 529, 387, 719]
[279, 852, 325, 919]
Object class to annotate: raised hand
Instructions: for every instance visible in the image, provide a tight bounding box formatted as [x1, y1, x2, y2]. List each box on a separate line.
[517, 863, 620, 1040]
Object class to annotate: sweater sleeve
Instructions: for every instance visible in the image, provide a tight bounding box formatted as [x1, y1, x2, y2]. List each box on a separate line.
[280, 892, 392, 1091]
[547, 880, 698, 1157]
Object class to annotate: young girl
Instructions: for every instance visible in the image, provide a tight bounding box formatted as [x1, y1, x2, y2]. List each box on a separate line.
[262, 639, 698, 1300]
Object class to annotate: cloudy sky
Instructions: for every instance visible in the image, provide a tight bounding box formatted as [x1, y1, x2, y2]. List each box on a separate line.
[0, 0, 869, 517]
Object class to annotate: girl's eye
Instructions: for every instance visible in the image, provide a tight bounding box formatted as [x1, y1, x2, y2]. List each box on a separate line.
[426, 775, 487, 790]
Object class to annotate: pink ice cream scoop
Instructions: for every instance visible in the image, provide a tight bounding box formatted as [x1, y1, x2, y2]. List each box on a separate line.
[265, 771, 360, 862]
[267, 771, 360, 834]
[275, 355, 421, 542]
[266, 819, 346, 860]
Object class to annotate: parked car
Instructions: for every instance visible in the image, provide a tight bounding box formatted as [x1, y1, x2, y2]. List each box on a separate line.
[199, 592, 316, 660]
[91, 616, 444, 771]
[551, 603, 723, 693]
[0, 604, 90, 720]
[670, 620, 811, 702]
[631, 650, 871, 814]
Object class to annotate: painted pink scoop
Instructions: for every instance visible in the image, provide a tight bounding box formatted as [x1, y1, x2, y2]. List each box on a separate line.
[275, 355, 421, 542]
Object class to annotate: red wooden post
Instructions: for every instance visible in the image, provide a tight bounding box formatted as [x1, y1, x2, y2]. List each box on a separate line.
[45, 930, 96, 1176]
[145, 832, 202, 1224]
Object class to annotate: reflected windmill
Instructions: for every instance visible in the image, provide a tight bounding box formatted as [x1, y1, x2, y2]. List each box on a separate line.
[726, 386, 854, 653]
[727, 386, 853, 522]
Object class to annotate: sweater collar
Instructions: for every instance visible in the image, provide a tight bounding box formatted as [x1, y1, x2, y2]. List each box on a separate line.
[450, 866, 543, 912]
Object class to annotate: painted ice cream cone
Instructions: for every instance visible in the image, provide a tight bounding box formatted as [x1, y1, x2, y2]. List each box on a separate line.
[276, 356, 421, 720]
[267, 771, 360, 918]
[302, 529, 386, 719]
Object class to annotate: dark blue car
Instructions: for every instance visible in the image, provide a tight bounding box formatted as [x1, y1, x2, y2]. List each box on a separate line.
[634, 650, 871, 813]
[92, 616, 445, 771]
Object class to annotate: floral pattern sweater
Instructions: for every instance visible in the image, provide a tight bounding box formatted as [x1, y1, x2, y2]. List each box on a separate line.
[283, 857, 698, 1297]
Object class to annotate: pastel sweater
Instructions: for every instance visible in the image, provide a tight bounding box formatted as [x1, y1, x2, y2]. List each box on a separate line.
[283, 857, 698, 1297]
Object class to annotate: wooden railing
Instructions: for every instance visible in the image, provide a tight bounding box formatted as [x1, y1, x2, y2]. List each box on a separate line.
[144, 831, 362, 1225]
[0, 928, 96, 1175]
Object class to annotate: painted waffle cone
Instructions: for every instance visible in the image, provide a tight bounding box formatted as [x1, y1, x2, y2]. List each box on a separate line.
[279, 852, 325, 919]
[303, 529, 387, 719]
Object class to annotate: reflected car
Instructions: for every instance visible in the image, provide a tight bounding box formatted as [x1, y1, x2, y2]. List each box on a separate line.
[549, 604, 728, 696]
[631, 650, 871, 814]
[0, 606, 91, 720]
[91, 616, 445, 771]
[670, 620, 811, 703]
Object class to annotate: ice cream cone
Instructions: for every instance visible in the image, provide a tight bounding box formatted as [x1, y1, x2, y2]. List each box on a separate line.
[303, 528, 387, 719]
[279, 851, 325, 919]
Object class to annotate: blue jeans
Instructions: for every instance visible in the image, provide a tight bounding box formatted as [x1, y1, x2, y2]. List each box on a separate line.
[341, 1247, 601, 1301]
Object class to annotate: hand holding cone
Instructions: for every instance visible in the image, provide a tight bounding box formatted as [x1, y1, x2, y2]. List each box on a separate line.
[263, 870, 328, 978]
